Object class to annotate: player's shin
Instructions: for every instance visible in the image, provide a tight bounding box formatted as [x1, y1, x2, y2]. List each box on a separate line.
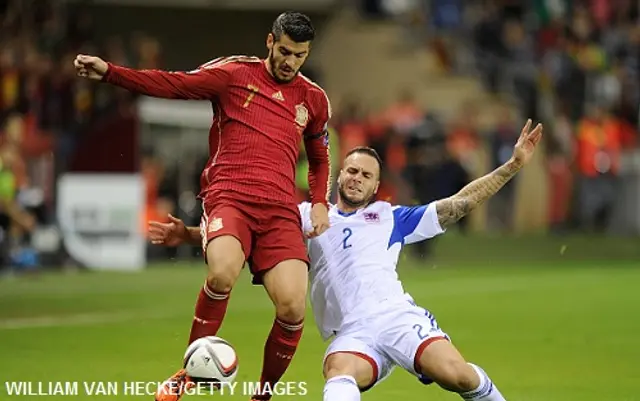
[188, 280, 231, 344]
[458, 364, 506, 401]
[253, 318, 304, 400]
[323, 375, 361, 401]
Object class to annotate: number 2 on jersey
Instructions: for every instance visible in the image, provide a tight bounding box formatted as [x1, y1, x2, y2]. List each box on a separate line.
[413, 324, 429, 340]
[243, 84, 259, 108]
[413, 309, 440, 340]
[342, 228, 353, 249]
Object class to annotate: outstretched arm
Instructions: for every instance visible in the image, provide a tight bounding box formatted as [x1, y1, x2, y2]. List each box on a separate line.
[103, 64, 229, 100]
[74, 54, 231, 100]
[435, 119, 543, 229]
[435, 159, 521, 228]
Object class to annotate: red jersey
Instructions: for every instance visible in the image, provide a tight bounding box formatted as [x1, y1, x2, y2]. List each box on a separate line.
[103, 56, 331, 206]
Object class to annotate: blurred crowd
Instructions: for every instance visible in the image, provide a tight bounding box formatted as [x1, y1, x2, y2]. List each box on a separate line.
[347, 0, 639, 239]
[0, 0, 164, 269]
[1, 0, 639, 268]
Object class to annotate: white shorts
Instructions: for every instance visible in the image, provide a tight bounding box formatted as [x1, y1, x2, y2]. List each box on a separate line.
[323, 299, 449, 391]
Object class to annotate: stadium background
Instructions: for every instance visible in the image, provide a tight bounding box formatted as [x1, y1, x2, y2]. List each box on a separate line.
[1, 0, 639, 400]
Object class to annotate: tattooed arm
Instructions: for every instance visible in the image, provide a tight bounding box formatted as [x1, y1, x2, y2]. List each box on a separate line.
[435, 159, 521, 228]
[435, 119, 543, 229]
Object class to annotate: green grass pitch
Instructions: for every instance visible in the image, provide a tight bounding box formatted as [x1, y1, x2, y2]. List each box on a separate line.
[0, 256, 638, 400]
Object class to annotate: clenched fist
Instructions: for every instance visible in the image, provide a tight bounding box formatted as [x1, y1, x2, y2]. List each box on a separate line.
[73, 54, 109, 80]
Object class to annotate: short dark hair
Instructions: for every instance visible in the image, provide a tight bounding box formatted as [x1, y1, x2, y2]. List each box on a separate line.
[272, 12, 315, 43]
[346, 146, 383, 175]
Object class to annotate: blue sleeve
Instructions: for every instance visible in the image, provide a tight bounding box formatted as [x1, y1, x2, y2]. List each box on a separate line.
[388, 203, 445, 248]
[394, 205, 428, 238]
[388, 205, 427, 248]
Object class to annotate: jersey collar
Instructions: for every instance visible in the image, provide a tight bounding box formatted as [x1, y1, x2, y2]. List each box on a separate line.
[333, 205, 357, 217]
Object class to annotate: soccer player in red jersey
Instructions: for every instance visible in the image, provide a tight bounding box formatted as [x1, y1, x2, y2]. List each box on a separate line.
[74, 12, 331, 401]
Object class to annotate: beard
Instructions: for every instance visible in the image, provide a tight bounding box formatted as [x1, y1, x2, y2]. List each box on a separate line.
[268, 52, 296, 83]
[338, 185, 373, 209]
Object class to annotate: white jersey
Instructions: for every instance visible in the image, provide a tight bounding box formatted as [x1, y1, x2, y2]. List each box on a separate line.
[298, 201, 445, 340]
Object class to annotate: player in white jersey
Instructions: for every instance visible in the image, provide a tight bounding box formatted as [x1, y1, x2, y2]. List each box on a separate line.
[149, 119, 543, 401]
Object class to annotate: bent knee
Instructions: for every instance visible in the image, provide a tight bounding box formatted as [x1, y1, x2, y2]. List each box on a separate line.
[206, 256, 244, 293]
[431, 361, 478, 392]
[205, 271, 237, 293]
[324, 366, 355, 382]
[324, 353, 375, 389]
[274, 294, 306, 323]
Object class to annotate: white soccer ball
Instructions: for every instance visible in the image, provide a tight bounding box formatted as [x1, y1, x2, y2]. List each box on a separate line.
[183, 336, 238, 386]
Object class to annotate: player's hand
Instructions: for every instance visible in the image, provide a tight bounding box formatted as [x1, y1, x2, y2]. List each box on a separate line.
[148, 214, 190, 247]
[512, 119, 543, 167]
[307, 203, 330, 238]
[73, 54, 109, 80]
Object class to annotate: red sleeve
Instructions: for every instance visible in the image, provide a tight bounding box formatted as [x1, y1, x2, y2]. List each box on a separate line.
[305, 89, 331, 136]
[102, 61, 231, 100]
[304, 90, 332, 206]
[304, 134, 331, 206]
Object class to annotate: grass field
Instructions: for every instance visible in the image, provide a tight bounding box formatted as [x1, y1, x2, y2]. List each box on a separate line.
[1, 251, 639, 400]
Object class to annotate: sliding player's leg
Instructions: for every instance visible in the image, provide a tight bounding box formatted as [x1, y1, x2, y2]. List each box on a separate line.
[248, 206, 309, 400]
[416, 340, 507, 401]
[322, 331, 393, 401]
[155, 202, 251, 401]
[323, 353, 372, 401]
[378, 301, 507, 401]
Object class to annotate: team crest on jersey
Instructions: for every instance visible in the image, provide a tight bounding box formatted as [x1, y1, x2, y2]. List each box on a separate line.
[295, 104, 309, 127]
[208, 217, 223, 232]
[364, 212, 380, 223]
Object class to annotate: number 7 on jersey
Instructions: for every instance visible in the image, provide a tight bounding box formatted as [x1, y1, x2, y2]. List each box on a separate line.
[243, 84, 259, 108]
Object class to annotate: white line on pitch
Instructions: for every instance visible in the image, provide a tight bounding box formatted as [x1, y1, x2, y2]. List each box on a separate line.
[0, 311, 181, 330]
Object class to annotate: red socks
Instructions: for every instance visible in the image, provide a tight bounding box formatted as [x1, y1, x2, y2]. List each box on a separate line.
[252, 318, 304, 400]
[188, 284, 303, 401]
[188, 281, 230, 344]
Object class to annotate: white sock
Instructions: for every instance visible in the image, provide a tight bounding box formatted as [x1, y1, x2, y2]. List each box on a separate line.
[459, 363, 506, 401]
[323, 375, 360, 401]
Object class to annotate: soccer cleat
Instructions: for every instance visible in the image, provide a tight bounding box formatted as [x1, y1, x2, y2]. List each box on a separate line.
[154, 369, 194, 401]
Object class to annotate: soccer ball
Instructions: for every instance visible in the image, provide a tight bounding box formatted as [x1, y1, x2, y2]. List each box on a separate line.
[183, 336, 238, 386]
